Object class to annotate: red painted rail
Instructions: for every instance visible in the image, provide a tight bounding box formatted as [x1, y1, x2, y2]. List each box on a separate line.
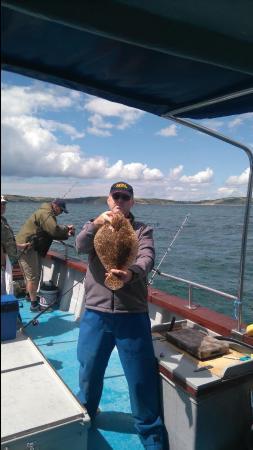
[46, 251, 253, 346]
[11, 252, 253, 346]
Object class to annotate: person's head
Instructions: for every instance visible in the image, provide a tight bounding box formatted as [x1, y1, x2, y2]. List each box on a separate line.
[1, 195, 7, 215]
[107, 182, 134, 216]
[51, 198, 69, 215]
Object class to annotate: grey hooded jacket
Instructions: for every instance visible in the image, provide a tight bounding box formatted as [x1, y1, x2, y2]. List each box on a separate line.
[76, 214, 155, 313]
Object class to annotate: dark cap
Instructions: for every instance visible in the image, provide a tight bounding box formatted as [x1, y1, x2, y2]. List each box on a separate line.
[52, 198, 69, 213]
[110, 181, 134, 197]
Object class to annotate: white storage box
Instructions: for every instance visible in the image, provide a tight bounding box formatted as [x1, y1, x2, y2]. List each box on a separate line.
[1, 333, 90, 450]
[153, 334, 253, 450]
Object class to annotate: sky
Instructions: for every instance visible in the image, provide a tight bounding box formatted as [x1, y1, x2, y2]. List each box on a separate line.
[1, 70, 252, 201]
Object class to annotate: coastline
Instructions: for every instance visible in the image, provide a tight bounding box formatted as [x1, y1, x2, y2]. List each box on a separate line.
[2, 194, 248, 206]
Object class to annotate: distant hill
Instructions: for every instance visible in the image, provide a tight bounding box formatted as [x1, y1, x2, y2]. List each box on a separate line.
[2, 195, 249, 205]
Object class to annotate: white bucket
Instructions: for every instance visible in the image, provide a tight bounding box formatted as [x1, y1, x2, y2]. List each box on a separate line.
[39, 286, 58, 310]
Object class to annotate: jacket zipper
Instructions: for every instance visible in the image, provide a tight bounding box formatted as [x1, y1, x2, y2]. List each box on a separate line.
[111, 291, 115, 311]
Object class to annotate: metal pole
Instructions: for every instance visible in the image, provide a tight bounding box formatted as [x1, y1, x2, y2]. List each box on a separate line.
[166, 88, 253, 117]
[186, 284, 198, 310]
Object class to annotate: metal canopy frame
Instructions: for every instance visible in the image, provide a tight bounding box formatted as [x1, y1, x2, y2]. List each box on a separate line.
[167, 88, 253, 117]
[164, 89, 253, 332]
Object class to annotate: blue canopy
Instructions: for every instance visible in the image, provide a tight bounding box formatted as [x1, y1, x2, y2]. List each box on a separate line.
[1, 1, 253, 118]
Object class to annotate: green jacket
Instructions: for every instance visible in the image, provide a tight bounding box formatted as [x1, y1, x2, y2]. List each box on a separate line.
[1, 216, 17, 264]
[16, 203, 69, 256]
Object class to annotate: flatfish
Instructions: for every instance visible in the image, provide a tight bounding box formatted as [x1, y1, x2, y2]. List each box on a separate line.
[94, 213, 138, 290]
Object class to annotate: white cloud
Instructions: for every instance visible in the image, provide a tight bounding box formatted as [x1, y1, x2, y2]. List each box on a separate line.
[227, 118, 243, 128]
[87, 114, 113, 136]
[225, 168, 249, 186]
[1, 117, 163, 180]
[217, 187, 237, 196]
[105, 161, 163, 181]
[2, 83, 161, 181]
[202, 119, 224, 131]
[172, 186, 184, 191]
[88, 114, 113, 130]
[1, 118, 84, 177]
[84, 97, 144, 134]
[143, 168, 163, 180]
[2, 79, 250, 202]
[86, 127, 112, 137]
[169, 165, 183, 179]
[216, 168, 250, 198]
[39, 119, 85, 140]
[227, 112, 253, 129]
[133, 165, 217, 200]
[85, 97, 141, 119]
[1, 113, 162, 180]
[1, 84, 76, 117]
[180, 168, 213, 184]
[156, 124, 177, 137]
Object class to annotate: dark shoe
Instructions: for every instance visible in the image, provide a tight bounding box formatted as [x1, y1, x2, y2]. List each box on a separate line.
[30, 301, 40, 312]
[39, 306, 53, 312]
[26, 294, 40, 302]
[82, 404, 101, 415]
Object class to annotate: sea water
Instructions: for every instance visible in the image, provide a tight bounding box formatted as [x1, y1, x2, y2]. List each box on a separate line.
[6, 201, 253, 323]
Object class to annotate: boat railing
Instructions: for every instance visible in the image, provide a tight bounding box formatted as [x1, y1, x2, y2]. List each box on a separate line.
[154, 270, 238, 309]
[150, 269, 244, 335]
[53, 239, 241, 330]
[52, 239, 82, 261]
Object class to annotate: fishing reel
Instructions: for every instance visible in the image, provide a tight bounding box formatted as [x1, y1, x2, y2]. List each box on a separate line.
[27, 234, 39, 248]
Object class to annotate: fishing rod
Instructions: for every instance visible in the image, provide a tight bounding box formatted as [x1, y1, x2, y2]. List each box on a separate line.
[20, 274, 86, 330]
[62, 180, 79, 199]
[215, 335, 253, 351]
[148, 213, 190, 285]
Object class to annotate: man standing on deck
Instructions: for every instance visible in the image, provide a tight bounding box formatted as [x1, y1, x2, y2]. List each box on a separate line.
[1, 195, 17, 293]
[16, 199, 75, 311]
[76, 182, 167, 450]
[1, 195, 30, 294]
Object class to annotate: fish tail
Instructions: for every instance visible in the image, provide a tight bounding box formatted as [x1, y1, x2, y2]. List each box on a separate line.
[104, 273, 124, 290]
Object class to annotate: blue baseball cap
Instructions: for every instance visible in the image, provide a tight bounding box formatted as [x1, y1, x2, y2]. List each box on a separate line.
[110, 182, 134, 197]
[52, 198, 69, 213]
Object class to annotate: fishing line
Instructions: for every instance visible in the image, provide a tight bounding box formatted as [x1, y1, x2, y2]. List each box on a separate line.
[148, 214, 190, 285]
[62, 180, 80, 199]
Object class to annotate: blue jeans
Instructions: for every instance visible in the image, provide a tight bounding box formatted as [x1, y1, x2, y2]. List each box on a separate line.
[77, 309, 166, 449]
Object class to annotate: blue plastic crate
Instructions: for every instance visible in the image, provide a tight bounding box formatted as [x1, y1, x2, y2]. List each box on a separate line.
[1, 294, 19, 341]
